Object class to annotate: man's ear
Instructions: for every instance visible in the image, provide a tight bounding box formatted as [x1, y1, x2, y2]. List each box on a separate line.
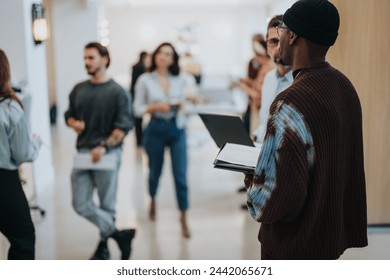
[102, 56, 109, 68]
[289, 32, 299, 45]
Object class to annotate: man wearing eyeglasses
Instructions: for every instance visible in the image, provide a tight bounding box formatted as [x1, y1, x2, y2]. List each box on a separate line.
[244, 0, 367, 259]
[239, 15, 293, 211]
[252, 15, 293, 144]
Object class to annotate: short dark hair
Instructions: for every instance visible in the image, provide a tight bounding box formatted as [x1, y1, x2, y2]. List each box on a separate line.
[268, 15, 283, 30]
[149, 42, 180, 76]
[84, 42, 111, 68]
[267, 15, 283, 30]
[267, 15, 283, 38]
[138, 51, 148, 63]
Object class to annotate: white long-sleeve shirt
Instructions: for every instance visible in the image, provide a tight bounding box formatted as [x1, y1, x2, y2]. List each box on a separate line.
[133, 71, 188, 129]
[253, 69, 293, 143]
[0, 99, 41, 170]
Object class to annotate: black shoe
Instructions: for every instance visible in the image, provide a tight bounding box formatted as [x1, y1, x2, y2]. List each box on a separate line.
[90, 241, 110, 260]
[110, 229, 136, 260]
[240, 204, 248, 210]
[237, 186, 246, 193]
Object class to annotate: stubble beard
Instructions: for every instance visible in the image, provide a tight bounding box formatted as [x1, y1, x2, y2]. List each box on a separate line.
[86, 65, 101, 77]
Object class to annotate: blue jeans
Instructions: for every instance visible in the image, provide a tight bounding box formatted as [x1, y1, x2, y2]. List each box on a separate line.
[143, 117, 188, 211]
[71, 148, 122, 238]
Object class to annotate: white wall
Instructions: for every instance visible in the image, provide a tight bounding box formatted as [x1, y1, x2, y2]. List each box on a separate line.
[0, 0, 27, 82]
[51, 0, 99, 126]
[48, 0, 295, 120]
[105, 3, 267, 89]
[0, 0, 54, 194]
[103, 0, 296, 90]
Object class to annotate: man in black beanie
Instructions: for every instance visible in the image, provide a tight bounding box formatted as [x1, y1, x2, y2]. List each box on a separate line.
[244, 0, 368, 259]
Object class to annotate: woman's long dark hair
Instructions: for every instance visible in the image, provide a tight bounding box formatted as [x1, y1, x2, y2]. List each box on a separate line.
[149, 42, 180, 76]
[0, 49, 23, 108]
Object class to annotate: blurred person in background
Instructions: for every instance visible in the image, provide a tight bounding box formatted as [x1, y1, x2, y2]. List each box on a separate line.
[233, 33, 275, 134]
[134, 42, 191, 238]
[65, 42, 135, 260]
[0, 49, 42, 259]
[130, 51, 151, 147]
[252, 14, 293, 144]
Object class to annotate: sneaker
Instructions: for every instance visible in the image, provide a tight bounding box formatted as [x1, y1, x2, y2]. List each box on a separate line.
[90, 241, 110, 260]
[110, 229, 136, 260]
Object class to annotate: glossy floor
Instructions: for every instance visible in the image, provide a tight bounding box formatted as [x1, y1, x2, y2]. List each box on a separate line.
[3, 116, 390, 260]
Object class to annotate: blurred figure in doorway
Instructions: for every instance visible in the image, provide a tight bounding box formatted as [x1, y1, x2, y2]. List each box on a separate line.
[130, 51, 151, 147]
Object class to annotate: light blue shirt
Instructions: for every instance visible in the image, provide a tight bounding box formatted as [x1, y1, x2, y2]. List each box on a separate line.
[248, 101, 314, 221]
[254, 68, 293, 143]
[133, 71, 187, 128]
[0, 99, 41, 170]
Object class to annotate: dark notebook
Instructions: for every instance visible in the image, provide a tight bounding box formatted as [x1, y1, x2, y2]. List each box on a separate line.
[199, 113, 255, 148]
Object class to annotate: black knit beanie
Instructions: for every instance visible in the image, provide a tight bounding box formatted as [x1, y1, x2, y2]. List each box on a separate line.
[283, 0, 340, 46]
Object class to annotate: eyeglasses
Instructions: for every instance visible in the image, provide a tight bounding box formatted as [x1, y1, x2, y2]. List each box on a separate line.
[266, 38, 279, 47]
[276, 24, 289, 37]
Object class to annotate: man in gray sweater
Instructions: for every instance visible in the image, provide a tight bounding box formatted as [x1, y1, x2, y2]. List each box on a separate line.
[65, 42, 134, 260]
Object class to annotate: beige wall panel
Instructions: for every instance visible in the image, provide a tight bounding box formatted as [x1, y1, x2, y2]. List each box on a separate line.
[328, 0, 390, 223]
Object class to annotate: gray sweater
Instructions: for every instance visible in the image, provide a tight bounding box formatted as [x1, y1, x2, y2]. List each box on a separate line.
[0, 99, 41, 170]
[64, 79, 133, 150]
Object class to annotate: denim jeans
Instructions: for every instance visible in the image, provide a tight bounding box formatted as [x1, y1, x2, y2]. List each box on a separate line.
[71, 147, 122, 238]
[143, 117, 188, 211]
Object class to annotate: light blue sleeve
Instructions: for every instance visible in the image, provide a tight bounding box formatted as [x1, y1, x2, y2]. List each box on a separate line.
[9, 113, 41, 166]
[133, 74, 149, 117]
[247, 101, 314, 222]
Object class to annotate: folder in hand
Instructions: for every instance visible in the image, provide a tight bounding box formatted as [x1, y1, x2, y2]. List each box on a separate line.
[199, 113, 260, 173]
[73, 153, 117, 170]
[199, 113, 255, 148]
[213, 143, 261, 173]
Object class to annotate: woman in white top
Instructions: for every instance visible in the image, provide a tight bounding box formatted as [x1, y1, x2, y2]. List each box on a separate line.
[134, 42, 190, 238]
[0, 49, 41, 259]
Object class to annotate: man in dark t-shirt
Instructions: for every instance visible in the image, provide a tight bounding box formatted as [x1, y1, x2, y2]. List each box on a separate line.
[64, 42, 135, 260]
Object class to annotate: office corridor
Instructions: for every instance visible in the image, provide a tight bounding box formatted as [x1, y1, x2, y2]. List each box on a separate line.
[2, 116, 389, 260]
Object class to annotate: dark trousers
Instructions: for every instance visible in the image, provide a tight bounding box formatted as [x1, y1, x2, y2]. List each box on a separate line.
[0, 169, 35, 260]
[243, 106, 251, 133]
[134, 116, 143, 146]
[143, 117, 188, 211]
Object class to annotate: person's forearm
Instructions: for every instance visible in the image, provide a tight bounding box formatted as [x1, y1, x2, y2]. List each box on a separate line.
[66, 117, 85, 134]
[101, 128, 125, 149]
[66, 117, 76, 127]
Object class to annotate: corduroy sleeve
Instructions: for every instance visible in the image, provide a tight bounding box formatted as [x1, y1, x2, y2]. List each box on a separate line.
[247, 101, 313, 223]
